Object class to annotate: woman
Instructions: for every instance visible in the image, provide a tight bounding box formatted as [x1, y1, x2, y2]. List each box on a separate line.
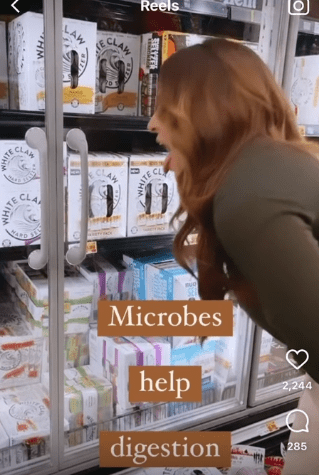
[148, 38, 319, 475]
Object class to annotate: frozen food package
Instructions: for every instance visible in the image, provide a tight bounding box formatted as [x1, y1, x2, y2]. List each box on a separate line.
[65, 332, 90, 369]
[143, 337, 171, 366]
[127, 153, 179, 237]
[145, 260, 199, 300]
[0, 22, 9, 109]
[68, 152, 128, 241]
[123, 249, 173, 300]
[95, 31, 140, 115]
[0, 303, 43, 389]
[139, 31, 209, 116]
[8, 12, 96, 113]
[290, 55, 319, 126]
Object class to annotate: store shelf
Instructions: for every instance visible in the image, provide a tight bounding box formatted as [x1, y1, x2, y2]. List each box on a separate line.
[0, 110, 152, 133]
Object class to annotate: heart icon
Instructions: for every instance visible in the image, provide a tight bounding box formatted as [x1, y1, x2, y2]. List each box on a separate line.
[286, 349, 309, 370]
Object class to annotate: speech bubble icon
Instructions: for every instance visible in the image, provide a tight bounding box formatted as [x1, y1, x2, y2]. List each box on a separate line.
[286, 349, 309, 370]
[286, 410, 309, 433]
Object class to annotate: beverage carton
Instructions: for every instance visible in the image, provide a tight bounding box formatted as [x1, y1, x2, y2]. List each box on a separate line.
[127, 153, 179, 237]
[145, 260, 199, 300]
[0, 303, 43, 389]
[122, 249, 173, 300]
[95, 31, 140, 115]
[139, 31, 209, 116]
[8, 12, 96, 113]
[68, 152, 128, 241]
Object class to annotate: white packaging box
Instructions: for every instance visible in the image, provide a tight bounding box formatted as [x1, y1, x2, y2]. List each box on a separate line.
[290, 55, 319, 126]
[68, 152, 128, 242]
[0, 303, 43, 389]
[14, 262, 93, 322]
[127, 153, 179, 237]
[123, 249, 173, 300]
[143, 337, 171, 366]
[79, 257, 119, 323]
[0, 421, 10, 471]
[145, 260, 199, 300]
[89, 327, 105, 377]
[102, 336, 156, 415]
[95, 31, 140, 115]
[0, 140, 40, 188]
[0, 23, 9, 110]
[8, 12, 96, 113]
[0, 190, 41, 248]
[65, 332, 90, 369]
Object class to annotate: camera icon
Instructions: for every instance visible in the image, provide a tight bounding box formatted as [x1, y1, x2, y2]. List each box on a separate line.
[288, 0, 310, 15]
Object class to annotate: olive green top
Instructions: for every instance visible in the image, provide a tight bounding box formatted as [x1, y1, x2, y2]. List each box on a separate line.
[214, 136, 319, 384]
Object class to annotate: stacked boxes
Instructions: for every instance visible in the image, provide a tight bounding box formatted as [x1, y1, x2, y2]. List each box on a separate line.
[290, 55, 319, 125]
[127, 154, 179, 237]
[123, 249, 173, 300]
[68, 152, 128, 242]
[0, 384, 69, 462]
[0, 22, 9, 109]
[0, 303, 43, 389]
[8, 12, 96, 113]
[139, 31, 209, 116]
[95, 32, 140, 115]
[145, 260, 199, 300]
[79, 256, 133, 324]
[0, 141, 40, 248]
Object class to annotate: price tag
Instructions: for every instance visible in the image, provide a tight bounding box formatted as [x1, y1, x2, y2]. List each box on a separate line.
[86, 241, 97, 254]
[298, 126, 306, 136]
[258, 420, 280, 437]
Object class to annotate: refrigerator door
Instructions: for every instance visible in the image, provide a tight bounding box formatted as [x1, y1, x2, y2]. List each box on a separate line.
[0, 1, 59, 474]
[248, 326, 306, 406]
[55, 0, 289, 472]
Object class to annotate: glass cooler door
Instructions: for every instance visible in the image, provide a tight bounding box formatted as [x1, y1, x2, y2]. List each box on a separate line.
[0, 1, 59, 474]
[55, 0, 290, 471]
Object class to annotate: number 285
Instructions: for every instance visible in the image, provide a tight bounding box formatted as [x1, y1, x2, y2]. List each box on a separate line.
[287, 442, 307, 450]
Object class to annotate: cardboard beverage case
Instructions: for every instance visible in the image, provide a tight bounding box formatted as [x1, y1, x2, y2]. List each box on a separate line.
[95, 31, 140, 115]
[68, 152, 128, 241]
[101, 336, 156, 415]
[290, 55, 319, 126]
[127, 153, 179, 237]
[122, 249, 173, 300]
[14, 262, 93, 324]
[8, 12, 96, 113]
[0, 141, 41, 248]
[139, 31, 209, 116]
[0, 303, 43, 389]
[0, 384, 69, 449]
[79, 256, 133, 323]
[145, 260, 199, 300]
[0, 22, 9, 109]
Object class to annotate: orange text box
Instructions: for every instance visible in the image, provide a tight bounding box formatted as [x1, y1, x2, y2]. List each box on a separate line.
[100, 431, 231, 467]
[98, 300, 233, 337]
[129, 366, 202, 403]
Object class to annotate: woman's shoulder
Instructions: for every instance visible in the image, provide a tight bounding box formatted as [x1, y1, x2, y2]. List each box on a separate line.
[213, 136, 319, 241]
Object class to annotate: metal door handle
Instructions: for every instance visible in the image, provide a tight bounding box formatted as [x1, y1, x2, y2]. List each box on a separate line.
[25, 128, 49, 270]
[65, 129, 89, 266]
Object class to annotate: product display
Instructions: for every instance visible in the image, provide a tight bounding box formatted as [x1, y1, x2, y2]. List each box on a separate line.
[68, 152, 128, 241]
[8, 12, 96, 113]
[139, 31, 209, 116]
[145, 260, 199, 300]
[127, 153, 179, 237]
[95, 31, 140, 115]
[290, 55, 319, 126]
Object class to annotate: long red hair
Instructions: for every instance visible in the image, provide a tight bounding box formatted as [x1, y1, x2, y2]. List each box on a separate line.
[154, 38, 319, 319]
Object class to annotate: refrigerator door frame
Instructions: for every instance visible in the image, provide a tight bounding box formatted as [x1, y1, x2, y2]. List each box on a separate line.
[53, 0, 293, 471]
